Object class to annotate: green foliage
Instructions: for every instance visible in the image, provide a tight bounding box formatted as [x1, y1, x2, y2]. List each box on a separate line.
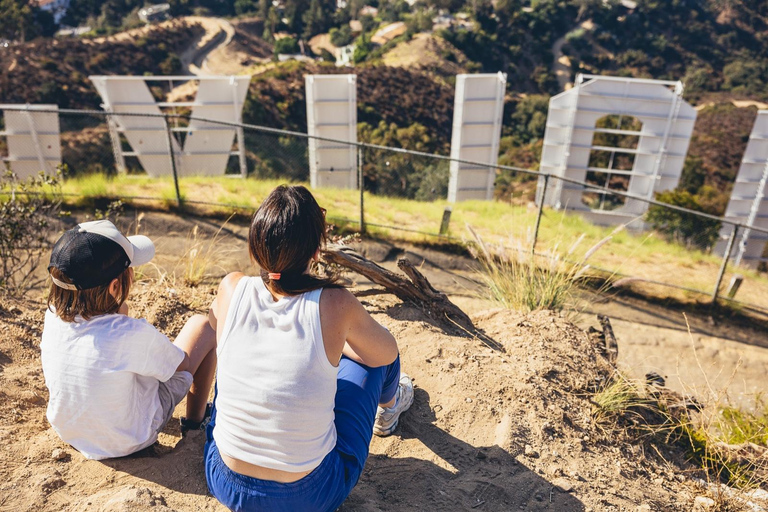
[353, 34, 373, 63]
[235, 0, 259, 16]
[505, 95, 550, 146]
[0, 169, 65, 297]
[716, 398, 768, 446]
[319, 48, 336, 62]
[329, 25, 353, 47]
[0, 0, 55, 41]
[646, 188, 722, 251]
[359, 121, 448, 200]
[274, 36, 300, 55]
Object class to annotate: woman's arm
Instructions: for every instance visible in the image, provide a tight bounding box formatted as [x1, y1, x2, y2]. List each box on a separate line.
[209, 272, 246, 342]
[320, 287, 398, 368]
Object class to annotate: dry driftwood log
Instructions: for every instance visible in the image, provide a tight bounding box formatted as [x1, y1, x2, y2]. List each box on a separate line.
[322, 244, 503, 351]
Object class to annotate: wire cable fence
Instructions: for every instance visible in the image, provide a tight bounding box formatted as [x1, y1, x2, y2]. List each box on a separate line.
[3, 106, 768, 314]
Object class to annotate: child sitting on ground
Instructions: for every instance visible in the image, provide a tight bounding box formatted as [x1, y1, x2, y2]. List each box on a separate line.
[41, 220, 217, 460]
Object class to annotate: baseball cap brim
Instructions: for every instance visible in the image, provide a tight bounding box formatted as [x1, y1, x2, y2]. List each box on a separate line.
[127, 235, 155, 267]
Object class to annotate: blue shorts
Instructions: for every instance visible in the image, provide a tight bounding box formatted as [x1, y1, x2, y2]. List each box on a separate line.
[204, 354, 401, 512]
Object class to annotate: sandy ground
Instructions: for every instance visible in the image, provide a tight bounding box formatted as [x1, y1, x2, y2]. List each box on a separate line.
[2, 211, 768, 511]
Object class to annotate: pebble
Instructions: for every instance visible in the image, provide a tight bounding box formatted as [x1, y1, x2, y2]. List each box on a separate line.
[51, 449, 67, 461]
[693, 496, 715, 511]
[636, 505, 652, 512]
[552, 478, 573, 493]
[524, 445, 539, 458]
[466, 398, 473, 403]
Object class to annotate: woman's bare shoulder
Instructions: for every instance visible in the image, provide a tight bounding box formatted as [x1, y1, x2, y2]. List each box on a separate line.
[218, 272, 246, 294]
[319, 286, 359, 315]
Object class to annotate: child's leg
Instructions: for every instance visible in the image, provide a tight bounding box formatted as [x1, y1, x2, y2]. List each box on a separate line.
[173, 314, 217, 422]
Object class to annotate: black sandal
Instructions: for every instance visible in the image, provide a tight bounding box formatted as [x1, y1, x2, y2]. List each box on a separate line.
[180, 402, 212, 435]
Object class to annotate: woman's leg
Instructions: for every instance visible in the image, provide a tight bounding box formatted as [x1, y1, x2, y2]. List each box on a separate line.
[333, 355, 401, 485]
[173, 314, 217, 422]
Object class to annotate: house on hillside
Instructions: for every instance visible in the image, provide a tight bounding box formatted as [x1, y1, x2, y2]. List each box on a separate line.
[349, 19, 363, 34]
[433, 11, 454, 30]
[335, 44, 355, 66]
[371, 22, 407, 46]
[30, 0, 70, 24]
[138, 3, 171, 24]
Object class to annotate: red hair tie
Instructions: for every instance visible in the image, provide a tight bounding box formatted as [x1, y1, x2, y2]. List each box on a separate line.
[267, 272, 281, 280]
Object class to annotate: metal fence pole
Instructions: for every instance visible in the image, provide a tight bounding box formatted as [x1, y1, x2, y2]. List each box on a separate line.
[712, 225, 739, 303]
[164, 120, 182, 208]
[358, 147, 365, 235]
[532, 174, 549, 253]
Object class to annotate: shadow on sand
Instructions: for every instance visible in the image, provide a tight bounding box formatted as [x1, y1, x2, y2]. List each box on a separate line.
[342, 388, 586, 512]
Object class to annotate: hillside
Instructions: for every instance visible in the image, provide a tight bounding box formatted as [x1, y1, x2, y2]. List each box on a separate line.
[2, 275, 761, 511]
[0, 20, 202, 109]
[244, 62, 455, 152]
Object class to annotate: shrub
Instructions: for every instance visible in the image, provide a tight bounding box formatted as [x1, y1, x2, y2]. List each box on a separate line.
[274, 36, 300, 55]
[0, 169, 65, 297]
[329, 25, 353, 47]
[646, 189, 722, 251]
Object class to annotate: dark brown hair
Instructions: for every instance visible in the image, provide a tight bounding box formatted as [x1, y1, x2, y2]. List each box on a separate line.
[47, 267, 132, 322]
[249, 185, 338, 296]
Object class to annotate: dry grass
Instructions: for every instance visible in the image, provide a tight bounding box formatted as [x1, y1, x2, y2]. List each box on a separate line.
[467, 224, 614, 313]
[591, 317, 768, 510]
[174, 220, 234, 287]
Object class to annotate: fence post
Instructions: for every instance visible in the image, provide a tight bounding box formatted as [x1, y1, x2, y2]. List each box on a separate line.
[358, 147, 365, 235]
[712, 225, 739, 303]
[532, 174, 549, 253]
[439, 206, 452, 236]
[164, 119, 182, 209]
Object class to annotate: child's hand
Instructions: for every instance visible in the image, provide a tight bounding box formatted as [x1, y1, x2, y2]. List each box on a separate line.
[118, 301, 129, 316]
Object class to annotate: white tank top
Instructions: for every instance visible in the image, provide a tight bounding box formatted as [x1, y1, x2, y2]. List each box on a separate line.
[213, 276, 338, 473]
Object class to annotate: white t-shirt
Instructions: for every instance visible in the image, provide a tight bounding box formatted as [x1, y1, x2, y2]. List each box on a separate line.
[40, 309, 185, 460]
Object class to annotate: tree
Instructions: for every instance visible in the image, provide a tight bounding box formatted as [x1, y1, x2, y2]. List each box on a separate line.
[274, 36, 300, 55]
[330, 25, 353, 46]
[0, 0, 34, 41]
[235, 0, 259, 15]
[646, 188, 722, 250]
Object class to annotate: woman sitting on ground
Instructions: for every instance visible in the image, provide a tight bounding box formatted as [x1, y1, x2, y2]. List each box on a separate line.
[205, 185, 414, 512]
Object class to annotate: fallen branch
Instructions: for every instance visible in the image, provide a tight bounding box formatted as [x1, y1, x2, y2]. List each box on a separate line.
[322, 244, 502, 351]
[598, 314, 619, 365]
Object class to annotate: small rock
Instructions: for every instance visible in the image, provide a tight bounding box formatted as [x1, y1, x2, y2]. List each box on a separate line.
[466, 398, 473, 403]
[51, 448, 67, 461]
[552, 478, 573, 493]
[693, 496, 716, 511]
[475, 450, 487, 460]
[524, 445, 539, 458]
[582, 435, 590, 442]
[636, 504, 652, 512]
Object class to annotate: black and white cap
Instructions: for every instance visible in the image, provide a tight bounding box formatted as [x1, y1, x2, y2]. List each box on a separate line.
[48, 220, 155, 291]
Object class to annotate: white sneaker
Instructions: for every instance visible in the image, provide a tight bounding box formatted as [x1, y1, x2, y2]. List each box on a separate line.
[373, 374, 414, 437]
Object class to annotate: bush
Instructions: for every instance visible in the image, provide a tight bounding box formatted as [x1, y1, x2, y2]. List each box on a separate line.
[329, 25, 353, 47]
[646, 189, 722, 251]
[0, 169, 65, 297]
[274, 36, 300, 55]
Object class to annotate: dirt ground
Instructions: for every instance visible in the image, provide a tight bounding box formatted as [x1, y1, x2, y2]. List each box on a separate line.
[2, 211, 768, 511]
